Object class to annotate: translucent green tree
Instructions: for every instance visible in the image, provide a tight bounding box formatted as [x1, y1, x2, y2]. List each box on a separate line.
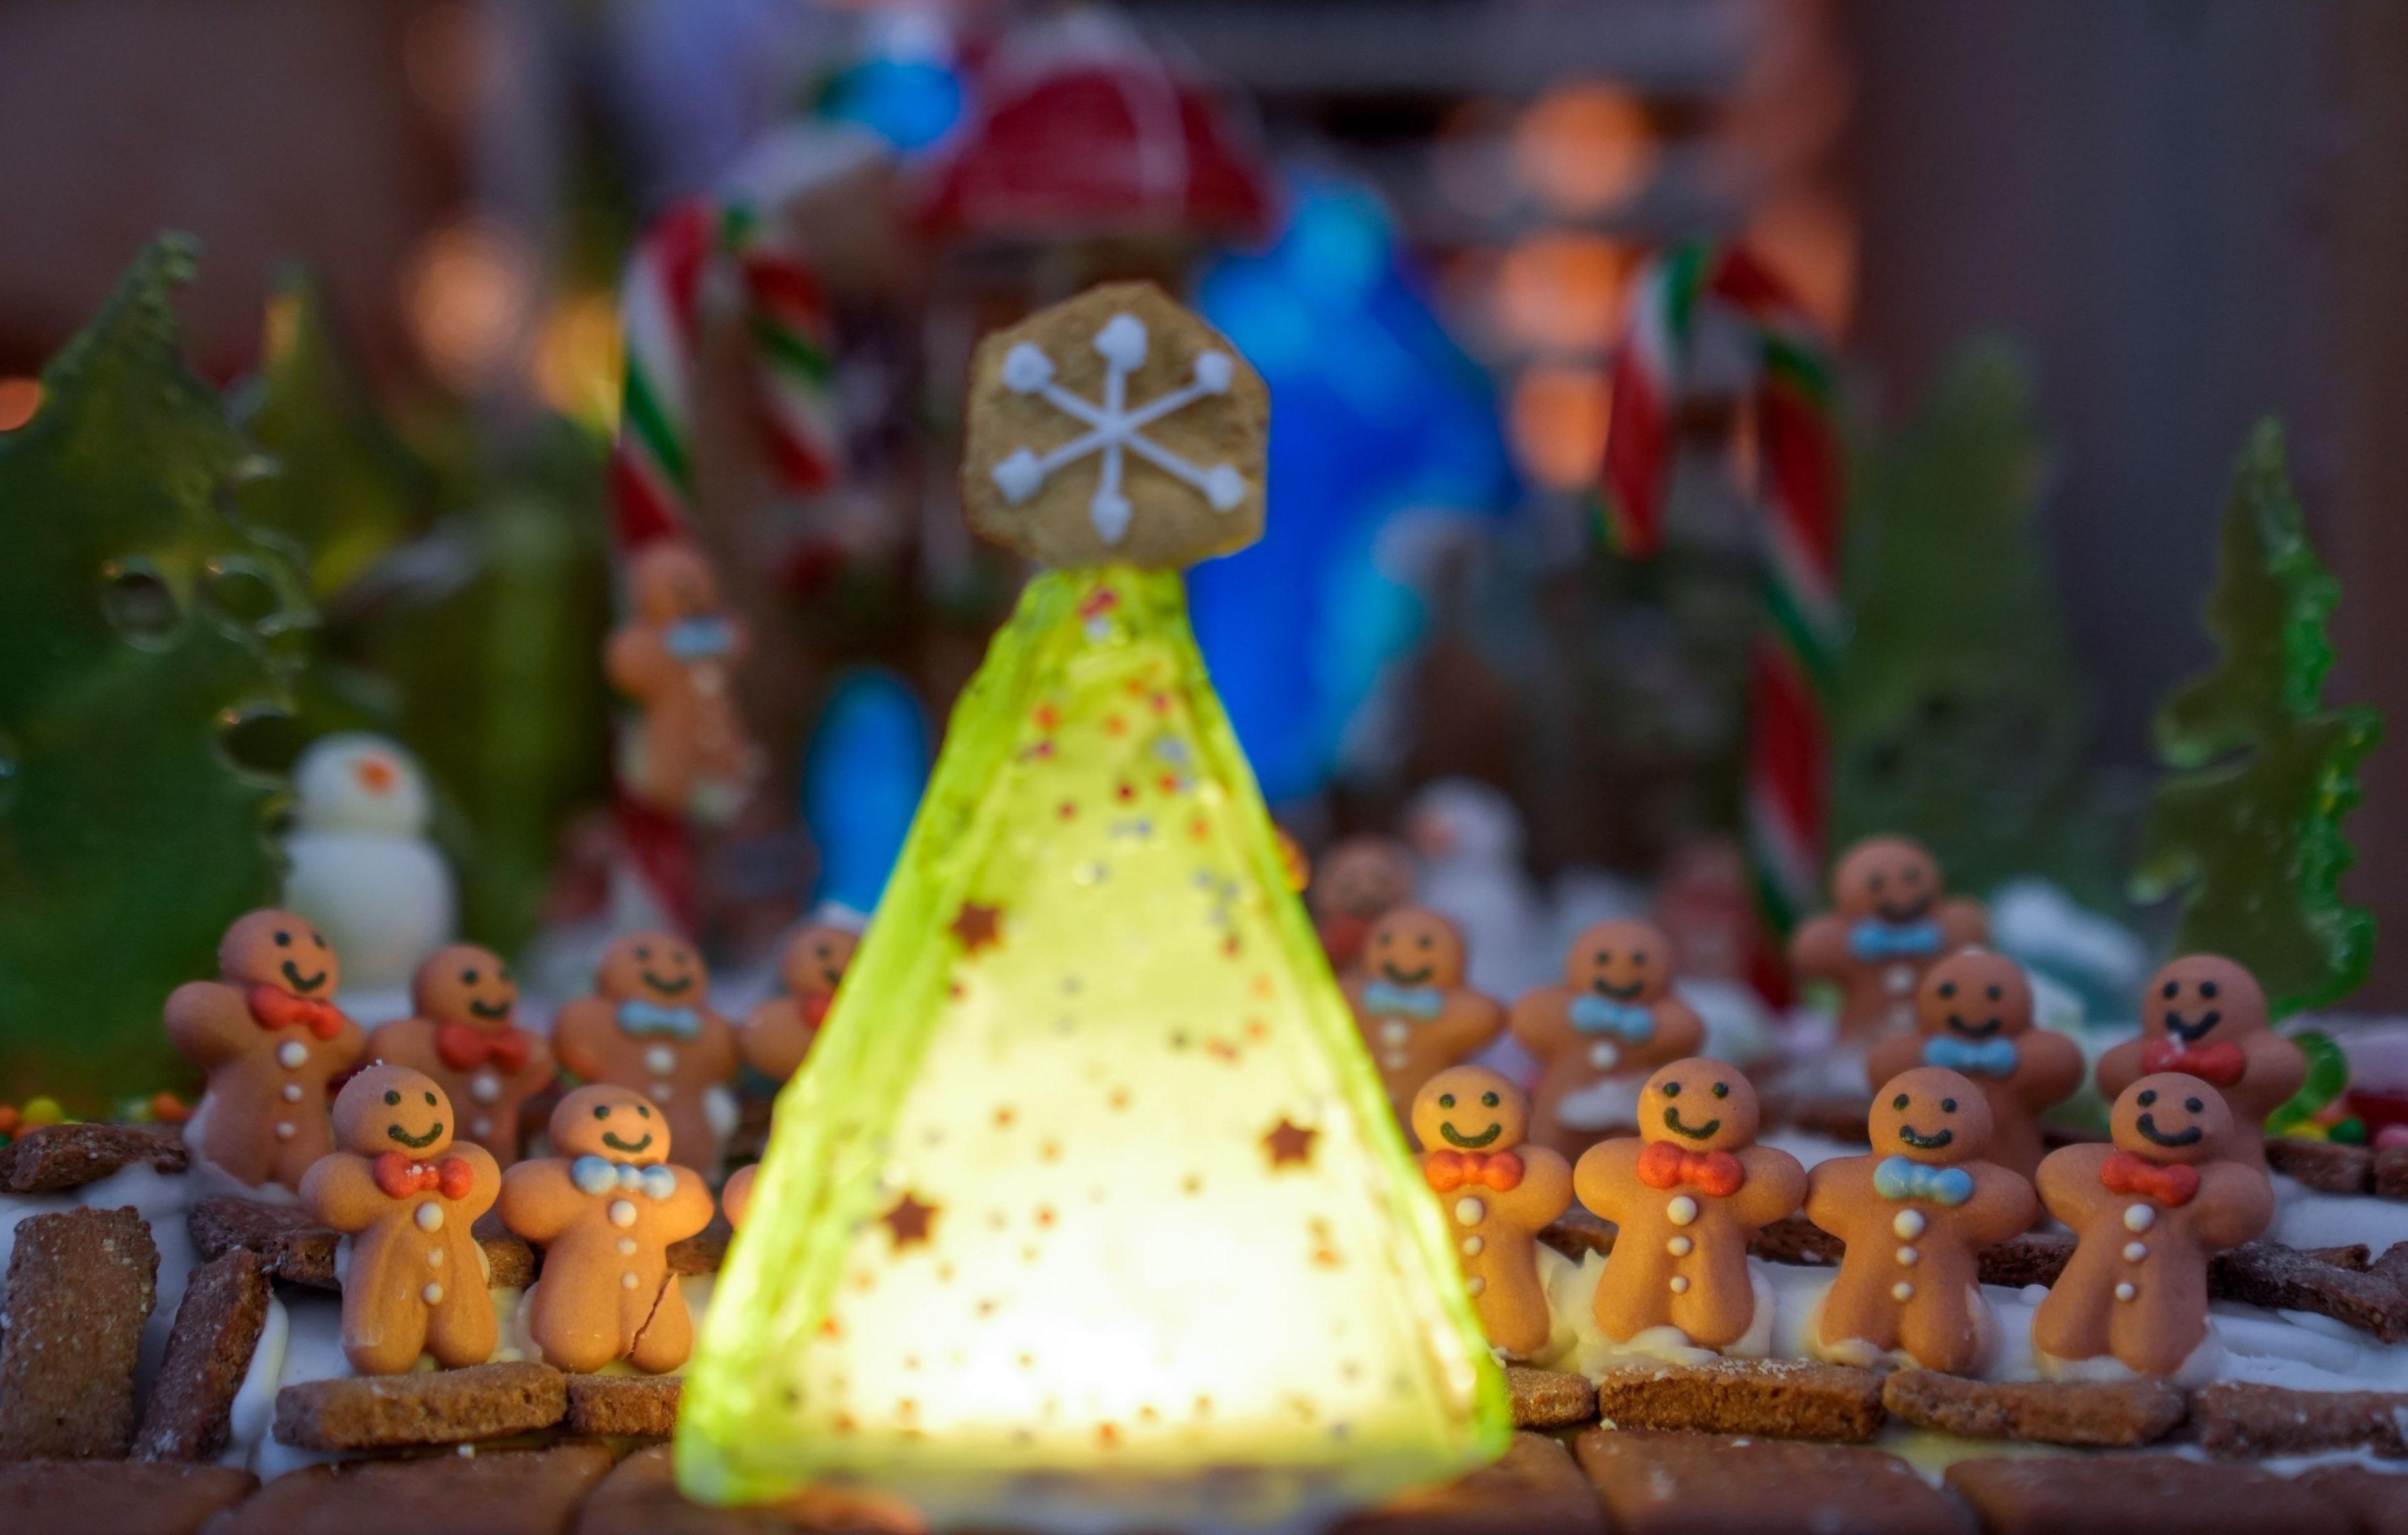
[2132, 420, 2380, 1016]
[0, 237, 312, 1110]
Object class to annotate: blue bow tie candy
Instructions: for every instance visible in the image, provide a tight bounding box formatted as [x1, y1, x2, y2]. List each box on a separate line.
[1924, 1034, 2019, 1078]
[1360, 981, 1444, 1020]
[665, 615, 735, 662]
[1848, 919, 1943, 962]
[617, 999, 702, 1039]
[1873, 1155, 1973, 1207]
[1568, 993, 1656, 1043]
[570, 1154, 679, 1200]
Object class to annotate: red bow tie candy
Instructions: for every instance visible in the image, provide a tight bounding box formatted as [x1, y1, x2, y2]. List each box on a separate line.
[435, 1023, 532, 1075]
[2139, 1038, 2246, 1087]
[1636, 1139, 1746, 1197]
[802, 992, 832, 1028]
[2099, 1149, 2200, 1208]
[248, 984, 351, 1041]
[373, 1151, 475, 1201]
[1423, 1149, 1526, 1193]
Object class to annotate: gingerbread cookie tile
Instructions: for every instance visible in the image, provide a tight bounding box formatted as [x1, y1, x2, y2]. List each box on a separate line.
[737, 922, 858, 1084]
[1571, 1059, 1805, 1359]
[1803, 1067, 2037, 1374]
[299, 1065, 504, 1375]
[1788, 836, 1987, 1040]
[2096, 955, 2305, 1172]
[365, 944, 554, 1164]
[551, 930, 740, 1174]
[497, 1085, 716, 1374]
[1509, 920, 1704, 1158]
[605, 539, 762, 821]
[2030, 1073, 2276, 1380]
[1310, 835, 1416, 974]
[1409, 1067, 1573, 1358]
[1342, 907, 1504, 1121]
[1865, 949, 2082, 1182]
[166, 909, 366, 1195]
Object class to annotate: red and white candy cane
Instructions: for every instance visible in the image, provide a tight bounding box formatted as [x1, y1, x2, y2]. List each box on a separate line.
[1599, 241, 1845, 945]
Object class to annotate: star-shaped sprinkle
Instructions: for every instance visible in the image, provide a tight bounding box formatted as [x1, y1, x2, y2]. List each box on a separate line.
[1262, 1117, 1318, 1169]
[950, 902, 1002, 953]
[882, 1192, 939, 1249]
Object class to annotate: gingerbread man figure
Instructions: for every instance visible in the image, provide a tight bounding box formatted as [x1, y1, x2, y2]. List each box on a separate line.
[300, 1066, 502, 1374]
[1409, 1067, 1573, 1358]
[2030, 1074, 2275, 1379]
[1342, 907, 1503, 1119]
[1789, 836, 1987, 1040]
[739, 922, 858, 1084]
[1311, 835, 1416, 974]
[367, 944, 554, 1163]
[1804, 1067, 2036, 1374]
[2096, 955, 2303, 1172]
[605, 539, 761, 820]
[1866, 949, 2083, 1182]
[1573, 1060, 1805, 1353]
[553, 931, 740, 1174]
[498, 1085, 717, 1374]
[1509, 920, 1704, 1158]
[166, 909, 366, 1193]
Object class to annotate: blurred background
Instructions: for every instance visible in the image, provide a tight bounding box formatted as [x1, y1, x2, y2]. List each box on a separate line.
[2, 0, 2402, 1055]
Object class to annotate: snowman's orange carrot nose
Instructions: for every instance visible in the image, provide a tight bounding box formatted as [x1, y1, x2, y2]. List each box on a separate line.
[355, 756, 398, 794]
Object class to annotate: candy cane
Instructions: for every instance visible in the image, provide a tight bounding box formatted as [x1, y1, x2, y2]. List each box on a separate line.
[1599, 241, 1844, 938]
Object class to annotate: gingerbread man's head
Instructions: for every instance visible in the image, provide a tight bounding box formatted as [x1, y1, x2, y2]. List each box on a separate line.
[1830, 836, 1943, 924]
[2143, 955, 2265, 1049]
[1363, 907, 1466, 990]
[1410, 1065, 1529, 1155]
[597, 931, 707, 1005]
[1313, 837, 1414, 923]
[1917, 949, 2032, 1040]
[1637, 1058, 1759, 1153]
[1563, 918, 1674, 1005]
[334, 1065, 455, 1158]
[412, 944, 517, 1030]
[1871, 1066, 1993, 1166]
[552, 1084, 668, 1164]
[778, 924, 858, 998]
[2110, 1073, 2234, 1168]
[627, 540, 721, 626]
[220, 908, 341, 997]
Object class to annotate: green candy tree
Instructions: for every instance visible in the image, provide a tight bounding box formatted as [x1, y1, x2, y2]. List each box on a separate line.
[2132, 419, 2380, 1017]
[0, 236, 312, 1111]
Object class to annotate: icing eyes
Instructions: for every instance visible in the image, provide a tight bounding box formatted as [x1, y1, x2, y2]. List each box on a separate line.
[384, 1090, 401, 1105]
[1711, 1082, 1729, 1099]
[2186, 1097, 2205, 1112]
[1893, 1093, 1910, 1110]
[1938, 981, 1957, 999]
[275, 931, 292, 946]
[1941, 1098, 1958, 1113]
[637, 1104, 653, 1118]
[1481, 1092, 1499, 1107]
[1868, 874, 1886, 891]
[314, 932, 328, 949]
[1986, 984, 2003, 1001]
[1437, 1094, 1455, 1109]
[2200, 979, 2220, 999]
[1416, 933, 1433, 949]
[1593, 951, 1612, 967]
[2138, 1089, 2158, 1107]
[425, 1091, 438, 1106]
[1661, 1081, 1681, 1098]
[594, 1104, 612, 1119]
[2162, 981, 2179, 1000]
[636, 946, 652, 961]
[463, 969, 480, 984]
[1633, 950, 1649, 965]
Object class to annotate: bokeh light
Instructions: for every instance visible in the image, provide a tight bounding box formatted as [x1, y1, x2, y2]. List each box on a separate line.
[1509, 364, 1611, 490]
[403, 217, 536, 393]
[1493, 233, 1627, 355]
[1513, 84, 1656, 216]
[0, 379, 42, 433]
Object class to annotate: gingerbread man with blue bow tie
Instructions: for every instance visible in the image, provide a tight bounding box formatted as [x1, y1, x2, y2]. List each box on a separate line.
[1867, 949, 2082, 1181]
[499, 1085, 717, 1373]
[1509, 919, 1704, 1158]
[1803, 1066, 2035, 1374]
[554, 931, 740, 1174]
[1342, 907, 1502, 1121]
[606, 539, 761, 821]
[1790, 836, 1987, 1042]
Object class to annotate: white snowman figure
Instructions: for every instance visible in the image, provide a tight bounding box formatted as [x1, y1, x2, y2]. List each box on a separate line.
[282, 732, 455, 1022]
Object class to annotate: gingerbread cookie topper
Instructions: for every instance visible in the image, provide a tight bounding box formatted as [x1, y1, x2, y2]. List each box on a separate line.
[1573, 1059, 1805, 1353]
[552, 930, 740, 1174]
[1805, 1067, 2036, 1374]
[1310, 835, 1416, 974]
[2030, 1073, 2276, 1379]
[2095, 955, 2304, 1171]
[605, 538, 763, 821]
[366, 944, 554, 1163]
[166, 909, 366, 1193]
[1866, 949, 2082, 1182]
[739, 922, 858, 1084]
[1343, 907, 1502, 1121]
[1788, 836, 1987, 1039]
[300, 1065, 502, 1374]
[1509, 919, 1704, 1158]
[498, 1085, 717, 1374]
[1409, 1066, 1572, 1359]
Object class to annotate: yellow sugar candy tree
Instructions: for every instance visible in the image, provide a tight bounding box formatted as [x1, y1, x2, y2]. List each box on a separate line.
[679, 283, 1508, 1528]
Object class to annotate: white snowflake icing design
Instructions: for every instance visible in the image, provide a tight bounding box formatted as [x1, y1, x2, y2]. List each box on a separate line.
[990, 312, 1245, 546]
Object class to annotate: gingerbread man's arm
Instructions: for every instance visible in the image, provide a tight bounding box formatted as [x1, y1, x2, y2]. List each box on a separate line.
[1570, 1137, 1645, 1224]
[2239, 1032, 2308, 1120]
[738, 998, 806, 1080]
[1496, 1147, 1573, 1228]
[1731, 1146, 1809, 1230]
[2032, 1142, 2115, 1230]
[694, 1011, 742, 1084]
[300, 1154, 388, 1235]
[164, 980, 255, 1067]
[663, 1167, 720, 1243]
[2190, 1163, 2276, 1250]
[605, 628, 675, 698]
[551, 1000, 616, 1084]
[365, 1018, 436, 1075]
[497, 1161, 583, 1246]
[1506, 986, 1573, 1066]
[1960, 1163, 2040, 1247]
[511, 1036, 559, 1100]
[1643, 997, 1706, 1067]
[1864, 1033, 1924, 1095]
[2094, 1037, 2145, 1105]
[449, 1142, 504, 1224]
[1788, 914, 1848, 983]
[1938, 899, 1988, 949]
[1433, 992, 1506, 1062]
[2011, 1028, 2086, 1114]
[1801, 1156, 1875, 1241]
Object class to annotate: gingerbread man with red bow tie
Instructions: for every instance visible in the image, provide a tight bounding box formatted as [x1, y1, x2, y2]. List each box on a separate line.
[1574, 1059, 1805, 1353]
[739, 922, 858, 1084]
[1409, 1067, 1571, 1358]
[300, 1065, 502, 1374]
[368, 944, 554, 1163]
[2095, 955, 2303, 1172]
[167, 909, 366, 1193]
[2031, 1073, 2274, 1378]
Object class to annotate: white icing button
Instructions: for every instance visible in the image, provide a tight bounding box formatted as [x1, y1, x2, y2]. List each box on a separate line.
[273, 1122, 295, 1141]
[416, 1202, 444, 1232]
[277, 1040, 309, 1069]
[1891, 1282, 1914, 1302]
[1461, 1236, 1484, 1257]
[1383, 1052, 1409, 1070]
[2115, 1282, 2138, 1302]
[1896, 1246, 1919, 1267]
[1588, 1042, 1620, 1071]
[1465, 1276, 1486, 1297]
[617, 1237, 638, 1256]
[644, 1045, 677, 1075]
[1669, 1275, 1691, 1294]
[470, 1072, 502, 1104]
[1893, 1210, 1926, 1240]
[1454, 1197, 1486, 1226]
[422, 1282, 443, 1305]
[609, 1198, 638, 1228]
[652, 1082, 674, 1102]
[1667, 1236, 1693, 1257]
[280, 1084, 304, 1103]
[1885, 964, 1917, 994]
[1666, 1196, 1699, 1226]
[1379, 1021, 1409, 1045]
[471, 1116, 492, 1138]
[2124, 1203, 2155, 1233]
[622, 1271, 640, 1290]
[2124, 1242, 2148, 1263]
[426, 1247, 443, 1267]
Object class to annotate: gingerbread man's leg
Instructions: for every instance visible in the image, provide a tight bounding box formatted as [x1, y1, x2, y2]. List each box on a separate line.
[342, 1282, 432, 1376]
[424, 1262, 500, 1369]
[1898, 1286, 1983, 1376]
[2030, 1273, 2111, 1368]
[527, 1272, 625, 1374]
[642, 712, 702, 811]
[626, 1279, 694, 1374]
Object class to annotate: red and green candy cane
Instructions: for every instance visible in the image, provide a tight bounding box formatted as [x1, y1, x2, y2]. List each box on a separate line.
[1599, 240, 1846, 947]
